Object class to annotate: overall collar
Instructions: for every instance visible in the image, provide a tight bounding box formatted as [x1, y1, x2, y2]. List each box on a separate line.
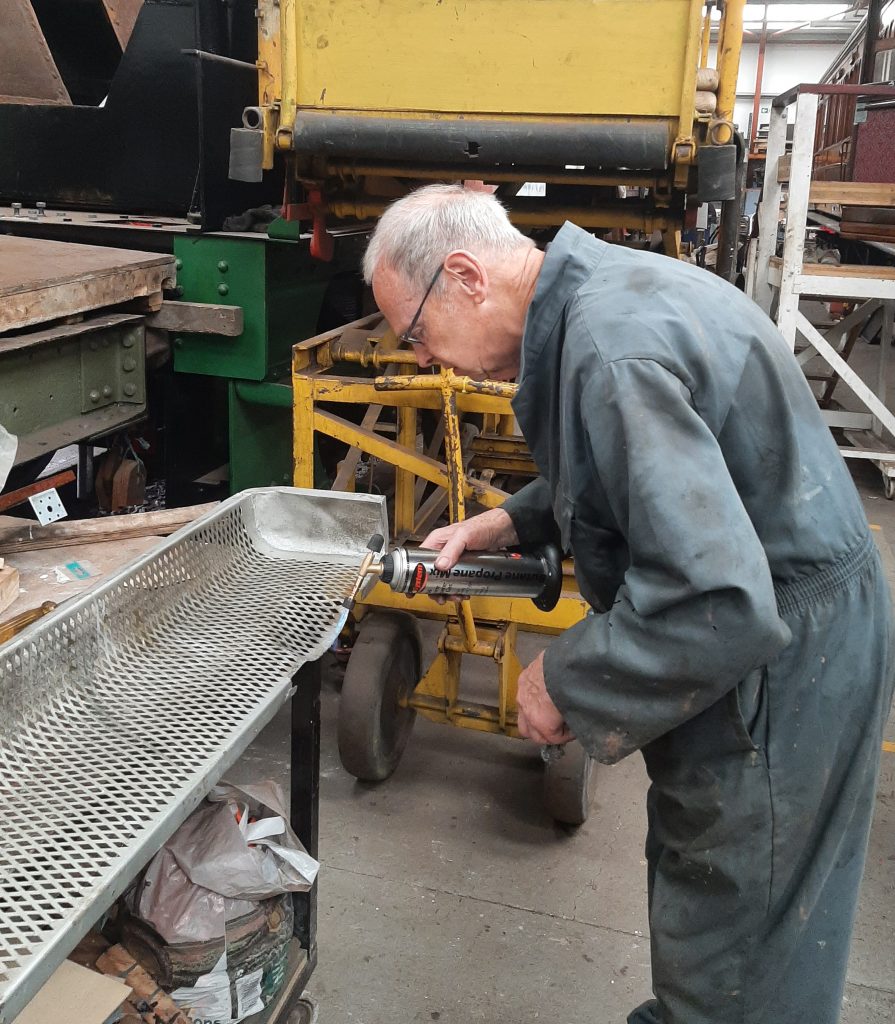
[519, 222, 607, 379]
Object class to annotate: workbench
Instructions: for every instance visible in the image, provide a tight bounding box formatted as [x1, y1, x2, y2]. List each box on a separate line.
[0, 517, 159, 619]
[0, 236, 175, 334]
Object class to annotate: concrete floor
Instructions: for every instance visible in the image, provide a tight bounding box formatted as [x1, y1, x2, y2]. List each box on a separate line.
[238, 460, 895, 1024]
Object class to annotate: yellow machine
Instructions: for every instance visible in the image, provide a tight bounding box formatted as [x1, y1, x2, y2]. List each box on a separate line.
[292, 317, 600, 823]
[235, 0, 747, 257]
[272, 5, 749, 823]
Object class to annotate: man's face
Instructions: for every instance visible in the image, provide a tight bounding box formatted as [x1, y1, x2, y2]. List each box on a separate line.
[372, 259, 519, 380]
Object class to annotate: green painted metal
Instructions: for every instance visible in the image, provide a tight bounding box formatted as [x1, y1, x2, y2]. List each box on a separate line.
[233, 380, 292, 408]
[230, 380, 327, 492]
[266, 217, 303, 242]
[0, 315, 146, 465]
[172, 234, 331, 381]
[227, 381, 294, 493]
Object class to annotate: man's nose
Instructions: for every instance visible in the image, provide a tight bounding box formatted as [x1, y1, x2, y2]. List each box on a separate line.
[414, 347, 433, 368]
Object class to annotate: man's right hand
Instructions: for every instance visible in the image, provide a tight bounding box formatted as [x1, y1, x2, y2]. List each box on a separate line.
[420, 507, 519, 570]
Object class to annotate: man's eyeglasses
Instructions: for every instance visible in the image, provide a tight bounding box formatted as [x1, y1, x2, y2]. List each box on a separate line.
[399, 265, 443, 346]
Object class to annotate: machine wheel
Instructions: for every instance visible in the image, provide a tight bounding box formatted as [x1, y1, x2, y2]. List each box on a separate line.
[338, 611, 422, 782]
[884, 475, 895, 500]
[286, 995, 319, 1024]
[543, 741, 597, 826]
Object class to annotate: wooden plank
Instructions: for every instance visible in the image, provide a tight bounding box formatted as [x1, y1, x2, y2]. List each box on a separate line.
[0, 532, 160, 616]
[800, 262, 895, 280]
[810, 181, 895, 207]
[0, 503, 217, 555]
[0, 237, 175, 333]
[761, 256, 892, 288]
[0, 563, 19, 615]
[146, 300, 244, 336]
[776, 153, 791, 184]
[0, 237, 174, 296]
[0, 0, 70, 105]
[839, 222, 895, 244]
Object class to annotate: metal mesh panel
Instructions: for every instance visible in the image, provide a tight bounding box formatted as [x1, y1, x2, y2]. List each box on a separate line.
[0, 488, 386, 1023]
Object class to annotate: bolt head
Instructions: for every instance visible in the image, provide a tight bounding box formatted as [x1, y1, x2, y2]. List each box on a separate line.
[218, 283, 230, 296]
[122, 356, 137, 372]
[175, 258, 183, 270]
[217, 260, 229, 273]
[102, 385, 112, 398]
[89, 389, 101, 404]
[124, 383, 137, 397]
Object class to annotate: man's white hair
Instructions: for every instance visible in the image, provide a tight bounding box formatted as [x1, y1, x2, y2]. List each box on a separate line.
[362, 183, 533, 293]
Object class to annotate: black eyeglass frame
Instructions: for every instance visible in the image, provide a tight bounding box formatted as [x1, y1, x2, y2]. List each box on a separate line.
[399, 264, 444, 346]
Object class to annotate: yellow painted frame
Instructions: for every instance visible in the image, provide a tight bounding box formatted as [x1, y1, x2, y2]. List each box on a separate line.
[292, 320, 589, 739]
[257, 0, 747, 197]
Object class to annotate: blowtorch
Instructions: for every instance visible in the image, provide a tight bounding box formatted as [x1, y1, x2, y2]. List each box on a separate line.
[337, 535, 570, 761]
[340, 534, 563, 618]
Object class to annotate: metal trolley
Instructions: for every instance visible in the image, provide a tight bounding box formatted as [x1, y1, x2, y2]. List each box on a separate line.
[0, 489, 388, 1024]
[292, 316, 597, 825]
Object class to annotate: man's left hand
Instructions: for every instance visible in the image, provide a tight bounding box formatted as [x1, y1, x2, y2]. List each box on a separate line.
[516, 650, 574, 745]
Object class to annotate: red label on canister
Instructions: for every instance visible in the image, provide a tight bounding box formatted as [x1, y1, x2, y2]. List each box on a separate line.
[411, 562, 428, 594]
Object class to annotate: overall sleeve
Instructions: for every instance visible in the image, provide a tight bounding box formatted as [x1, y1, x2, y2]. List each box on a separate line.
[543, 358, 791, 764]
[501, 477, 561, 548]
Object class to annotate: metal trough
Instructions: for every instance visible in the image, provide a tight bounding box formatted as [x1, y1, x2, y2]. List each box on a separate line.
[0, 487, 387, 1022]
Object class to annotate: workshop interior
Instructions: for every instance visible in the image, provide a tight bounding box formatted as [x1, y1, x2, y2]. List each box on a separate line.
[1, 2, 894, 1023]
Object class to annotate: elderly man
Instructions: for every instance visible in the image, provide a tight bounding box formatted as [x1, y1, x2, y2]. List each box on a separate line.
[362, 184, 893, 1024]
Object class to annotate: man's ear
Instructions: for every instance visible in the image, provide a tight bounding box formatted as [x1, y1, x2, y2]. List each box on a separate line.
[443, 250, 488, 304]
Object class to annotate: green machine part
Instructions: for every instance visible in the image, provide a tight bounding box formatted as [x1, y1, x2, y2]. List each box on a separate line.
[171, 233, 333, 493]
[0, 315, 147, 466]
[172, 233, 332, 380]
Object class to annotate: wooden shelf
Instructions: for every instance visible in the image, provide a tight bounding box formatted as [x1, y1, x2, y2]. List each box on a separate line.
[809, 181, 895, 207]
[770, 256, 895, 280]
[768, 256, 895, 299]
[800, 261, 895, 280]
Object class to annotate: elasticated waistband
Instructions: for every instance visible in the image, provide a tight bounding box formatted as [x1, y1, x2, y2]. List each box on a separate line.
[773, 531, 878, 616]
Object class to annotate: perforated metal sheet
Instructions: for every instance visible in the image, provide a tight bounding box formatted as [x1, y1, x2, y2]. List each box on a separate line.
[0, 488, 387, 1023]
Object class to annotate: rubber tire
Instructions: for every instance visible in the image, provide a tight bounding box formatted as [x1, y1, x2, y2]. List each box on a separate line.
[286, 997, 318, 1024]
[338, 611, 422, 782]
[543, 740, 597, 826]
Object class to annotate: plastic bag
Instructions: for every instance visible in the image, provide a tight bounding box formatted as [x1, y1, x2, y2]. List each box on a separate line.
[131, 779, 318, 944]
